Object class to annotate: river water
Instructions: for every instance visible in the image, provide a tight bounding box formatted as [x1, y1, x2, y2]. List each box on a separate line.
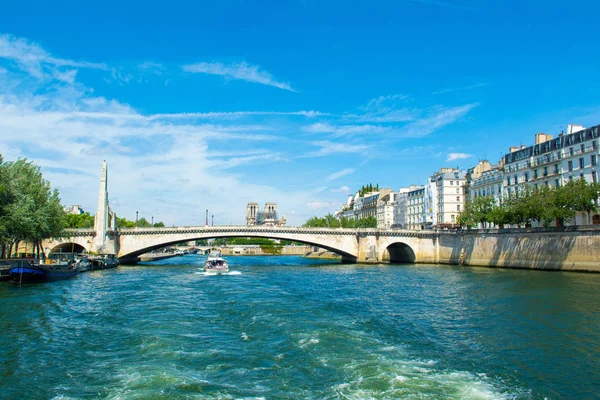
[1, 255, 599, 399]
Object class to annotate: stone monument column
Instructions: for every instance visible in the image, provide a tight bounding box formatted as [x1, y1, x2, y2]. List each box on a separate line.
[93, 160, 109, 252]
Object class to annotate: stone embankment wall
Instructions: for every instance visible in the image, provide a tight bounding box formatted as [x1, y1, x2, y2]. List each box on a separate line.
[455, 227, 600, 272]
[303, 251, 342, 260]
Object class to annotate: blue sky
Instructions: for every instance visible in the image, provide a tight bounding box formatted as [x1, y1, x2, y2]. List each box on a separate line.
[1, 0, 600, 226]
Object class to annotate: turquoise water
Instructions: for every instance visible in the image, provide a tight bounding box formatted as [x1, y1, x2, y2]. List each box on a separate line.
[1, 255, 599, 399]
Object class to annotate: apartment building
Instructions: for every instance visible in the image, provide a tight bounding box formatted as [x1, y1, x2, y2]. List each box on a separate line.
[431, 168, 466, 226]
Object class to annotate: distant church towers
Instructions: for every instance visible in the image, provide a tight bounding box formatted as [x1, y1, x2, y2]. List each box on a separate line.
[246, 202, 286, 226]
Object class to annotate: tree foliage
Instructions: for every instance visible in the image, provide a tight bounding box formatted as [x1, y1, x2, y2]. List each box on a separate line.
[458, 179, 600, 228]
[64, 212, 95, 228]
[0, 156, 66, 257]
[303, 214, 377, 228]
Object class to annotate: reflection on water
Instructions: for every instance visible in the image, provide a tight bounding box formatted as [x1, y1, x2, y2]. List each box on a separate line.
[1, 255, 599, 399]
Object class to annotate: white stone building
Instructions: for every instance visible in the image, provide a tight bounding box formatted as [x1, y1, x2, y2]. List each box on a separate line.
[406, 186, 426, 230]
[502, 123, 600, 225]
[376, 191, 396, 229]
[470, 167, 504, 206]
[391, 187, 411, 229]
[431, 168, 467, 227]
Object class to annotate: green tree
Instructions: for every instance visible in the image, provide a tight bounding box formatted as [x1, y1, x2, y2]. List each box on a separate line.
[564, 178, 600, 225]
[0, 157, 66, 257]
[116, 217, 136, 228]
[64, 212, 95, 228]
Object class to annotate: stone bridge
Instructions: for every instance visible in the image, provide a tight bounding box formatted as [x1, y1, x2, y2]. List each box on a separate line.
[44, 226, 452, 264]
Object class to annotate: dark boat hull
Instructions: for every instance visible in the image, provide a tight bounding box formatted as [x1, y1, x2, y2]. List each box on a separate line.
[90, 259, 119, 270]
[9, 264, 78, 283]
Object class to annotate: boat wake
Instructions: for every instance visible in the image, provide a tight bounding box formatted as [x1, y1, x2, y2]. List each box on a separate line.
[195, 271, 242, 276]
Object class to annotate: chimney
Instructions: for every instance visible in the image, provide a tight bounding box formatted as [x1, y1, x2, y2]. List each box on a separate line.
[509, 146, 519, 153]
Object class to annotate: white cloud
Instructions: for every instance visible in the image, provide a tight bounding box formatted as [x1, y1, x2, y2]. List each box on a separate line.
[401, 104, 478, 138]
[305, 141, 370, 157]
[138, 61, 164, 72]
[331, 185, 351, 193]
[0, 33, 106, 81]
[182, 61, 295, 92]
[304, 122, 391, 137]
[325, 168, 355, 182]
[446, 152, 473, 161]
[306, 200, 339, 211]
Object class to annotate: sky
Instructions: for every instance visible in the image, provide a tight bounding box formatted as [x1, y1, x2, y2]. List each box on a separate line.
[1, 0, 600, 226]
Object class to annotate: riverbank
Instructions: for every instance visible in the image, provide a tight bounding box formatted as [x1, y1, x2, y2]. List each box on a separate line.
[303, 250, 342, 260]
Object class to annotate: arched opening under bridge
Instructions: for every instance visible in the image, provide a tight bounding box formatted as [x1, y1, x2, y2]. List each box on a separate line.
[49, 243, 87, 261]
[120, 234, 357, 264]
[384, 242, 416, 264]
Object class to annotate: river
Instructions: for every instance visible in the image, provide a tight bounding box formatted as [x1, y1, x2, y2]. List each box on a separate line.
[1, 255, 599, 399]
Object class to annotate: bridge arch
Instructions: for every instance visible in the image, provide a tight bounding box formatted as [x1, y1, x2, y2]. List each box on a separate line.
[117, 228, 360, 264]
[384, 242, 416, 264]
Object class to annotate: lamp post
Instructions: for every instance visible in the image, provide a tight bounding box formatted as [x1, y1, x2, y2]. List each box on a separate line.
[205, 209, 208, 226]
[136, 211, 139, 228]
[212, 215, 214, 227]
[151, 216, 154, 227]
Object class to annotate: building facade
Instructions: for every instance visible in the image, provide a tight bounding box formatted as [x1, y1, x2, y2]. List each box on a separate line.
[502, 123, 600, 225]
[470, 167, 504, 206]
[431, 168, 467, 227]
[376, 191, 396, 229]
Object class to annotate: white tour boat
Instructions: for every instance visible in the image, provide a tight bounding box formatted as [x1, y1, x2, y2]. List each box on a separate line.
[204, 251, 229, 274]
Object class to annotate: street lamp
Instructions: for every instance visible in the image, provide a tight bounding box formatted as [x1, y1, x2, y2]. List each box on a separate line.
[136, 211, 139, 228]
[212, 214, 214, 226]
[205, 209, 208, 226]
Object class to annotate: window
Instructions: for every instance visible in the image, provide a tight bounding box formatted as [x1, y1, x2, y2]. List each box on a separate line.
[457, 205, 461, 211]
[570, 147, 574, 156]
[450, 181, 453, 185]
[554, 164, 559, 174]
[594, 141, 598, 151]
[568, 160, 573, 171]
[451, 215, 455, 222]
[507, 177, 511, 185]
[534, 169, 538, 179]
[534, 183, 539, 189]
[524, 172, 529, 182]
[592, 155, 597, 167]
[594, 172, 598, 183]
[580, 174, 584, 180]
[544, 166, 548, 176]
[456, 188, 459, 193]
[581, 144, 585, 153]
[579, 158, 584, 169]
[556, 179, 560, 186]
[456, 196, 460, 201]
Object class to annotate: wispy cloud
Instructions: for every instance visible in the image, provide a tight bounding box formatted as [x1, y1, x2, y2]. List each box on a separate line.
[401, 104, 478, 138]
[325, 168, 355, 182]
[331, 185, 351, 193]
[446, 152, 473, 161]
[138, 61, 165, 72]
[149, 110, 329, 120]
[305, 141, 370, 157]
[0, 33, 107, 80]
[433, 82, 492, 95]
[182, 61, 295, 92]
[207, 153, 287, 169]
[306, 200, 340, 211]
[304, 122, 391, 137]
